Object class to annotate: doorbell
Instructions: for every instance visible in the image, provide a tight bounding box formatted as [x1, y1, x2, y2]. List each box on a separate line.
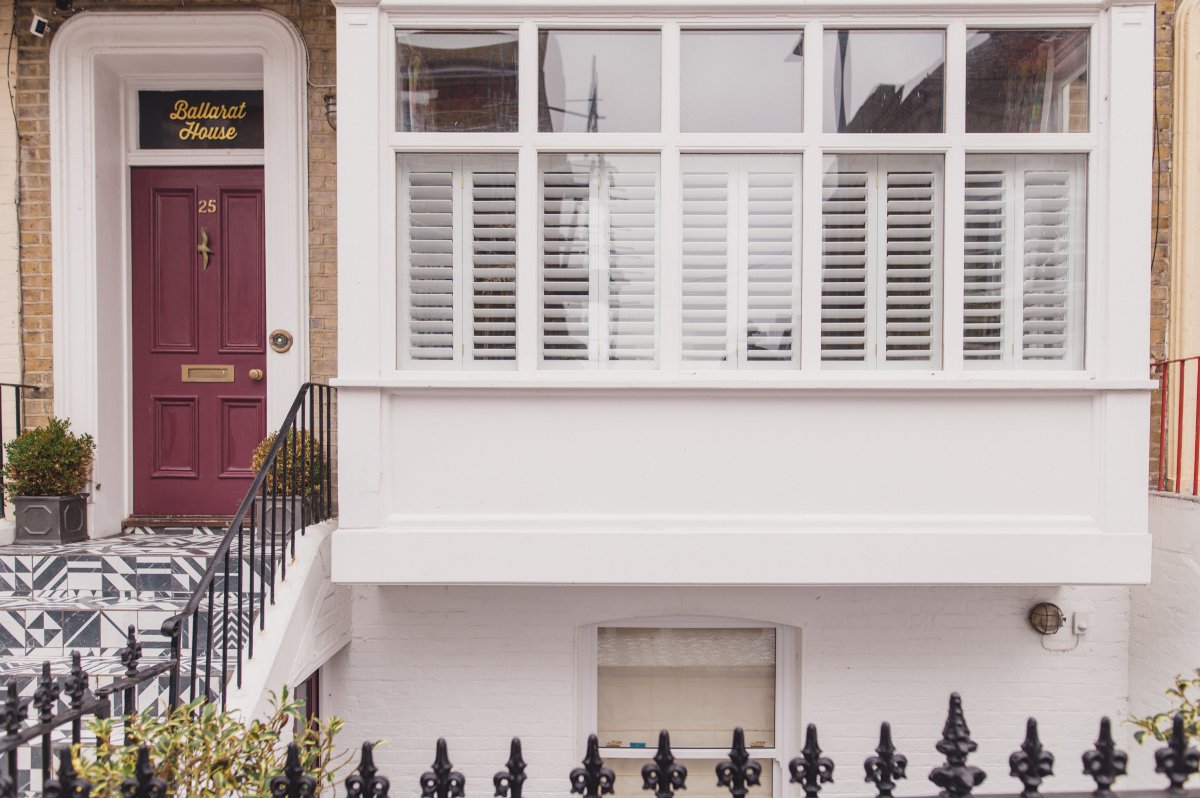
[29, 14, 49, 37]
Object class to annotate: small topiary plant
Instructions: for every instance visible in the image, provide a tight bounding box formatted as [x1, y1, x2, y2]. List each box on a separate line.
[2, 417, 95, 497]
[1131, 670, 1200, 743]
[251, 428, 324, 496]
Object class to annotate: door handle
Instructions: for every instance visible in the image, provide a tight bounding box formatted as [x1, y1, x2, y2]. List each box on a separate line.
[248, 368, 264, 382]
[197, 227, 213, 270]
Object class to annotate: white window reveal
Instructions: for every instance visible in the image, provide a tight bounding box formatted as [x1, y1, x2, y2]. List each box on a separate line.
[680, 155, 802, 367]
[539, 153, 660, 367]
[398, 154, 518, 369]
[821, 154, 944, 368]
[963, 154, 1087, 368]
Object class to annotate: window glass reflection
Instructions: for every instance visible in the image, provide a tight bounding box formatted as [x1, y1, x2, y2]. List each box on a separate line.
[966, 30, 1089, 133]
[539, 31, 661, 132]
[396, 30, 519, 132]
[823, 30, 945, 133]
[681, 31, 805, 133]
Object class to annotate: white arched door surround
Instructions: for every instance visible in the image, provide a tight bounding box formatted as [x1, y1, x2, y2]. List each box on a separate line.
[49, 11, 309, 535]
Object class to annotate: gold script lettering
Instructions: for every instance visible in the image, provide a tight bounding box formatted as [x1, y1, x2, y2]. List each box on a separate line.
[168, 99, 250, 121]
[177, 121, 240, 142]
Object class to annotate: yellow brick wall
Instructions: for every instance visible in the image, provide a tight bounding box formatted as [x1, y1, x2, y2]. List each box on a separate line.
[1151, 0, 1174, 486]
[11, 0, 337, 428]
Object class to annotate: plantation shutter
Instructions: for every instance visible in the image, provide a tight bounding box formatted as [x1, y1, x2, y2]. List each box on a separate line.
[399, 154, 518, 369]
[821, 155, 942, 367]
[539, 154, 659, 367]
[680, 155, 801, 367]
[963, 154, 1085, 368]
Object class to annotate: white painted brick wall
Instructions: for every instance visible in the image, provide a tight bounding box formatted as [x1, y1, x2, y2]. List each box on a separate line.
[322, 584, 1133, 798]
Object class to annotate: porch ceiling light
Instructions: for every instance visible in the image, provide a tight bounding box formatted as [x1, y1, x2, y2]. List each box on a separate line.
[1027, 602, 1065, 636]
[324, 93, 337, 131]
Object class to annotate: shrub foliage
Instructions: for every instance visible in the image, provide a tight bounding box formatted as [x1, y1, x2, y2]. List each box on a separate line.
[1131, 669, 1200, 743]
[2, 417, 95, 497]
[251, 428, 324, 496]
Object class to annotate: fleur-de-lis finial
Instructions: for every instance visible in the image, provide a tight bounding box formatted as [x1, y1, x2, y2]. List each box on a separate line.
[1155, 715, 1199, 794]
[34, 660, 61, 724]
[789, 724, 834, 798]
[1009, 718, 1054, 798]
[119, 745, 168, 798]
[346, 741, 390, 798]
[716, 728, 762, 798]
[643, 730, 687, 798]
[270, 743, 317, 798]
[1082, 718, 1127, 798]
[119, 626, 142, 678]
[421, 739, 465, 798]
[0, 682, 26, 739]
[570, 735, 616, 798]
[495, 738, 528, 798]
[929, 693, 986, 798]
[63, 651, 88, 710]
[45, 748, 93, 798]
[864, 722, 908, 798]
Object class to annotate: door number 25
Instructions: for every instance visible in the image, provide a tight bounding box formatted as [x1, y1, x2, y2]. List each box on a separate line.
[198, 199, 217, 214]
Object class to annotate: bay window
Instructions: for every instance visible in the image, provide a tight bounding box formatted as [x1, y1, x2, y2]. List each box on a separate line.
[390, 19, 1094, 376]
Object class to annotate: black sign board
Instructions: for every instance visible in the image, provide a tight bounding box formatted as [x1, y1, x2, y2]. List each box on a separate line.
[138, 90, 264, 150]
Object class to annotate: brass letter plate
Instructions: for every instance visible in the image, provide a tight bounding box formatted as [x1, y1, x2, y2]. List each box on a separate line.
[181, 364, 235, 383]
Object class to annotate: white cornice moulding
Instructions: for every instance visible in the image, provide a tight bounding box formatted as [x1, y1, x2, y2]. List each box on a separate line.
[375, 0, 1150, 12]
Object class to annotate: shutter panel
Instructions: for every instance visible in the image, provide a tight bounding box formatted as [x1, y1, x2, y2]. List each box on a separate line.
[1021, 162, 1080, 364]
[962, 166, 1008, 362]
[467, 166, 518, 362]
[883, 164, 941, 364]
[404, 165, 458, 363]
[604, 159, 658, 363]
[541, 160, 593, 362]
[821, 163, 871, 362]
[680, 163, 734, 364]
[744, 163, 801, 365]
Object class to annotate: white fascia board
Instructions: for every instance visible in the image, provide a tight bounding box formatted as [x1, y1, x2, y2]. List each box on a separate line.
[331, 528, 1151, 585]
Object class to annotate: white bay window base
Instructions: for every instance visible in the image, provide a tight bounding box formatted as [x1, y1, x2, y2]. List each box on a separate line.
[331, 527, 1150, 585]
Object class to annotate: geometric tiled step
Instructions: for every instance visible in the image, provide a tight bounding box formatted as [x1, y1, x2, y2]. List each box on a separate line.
[0, 594, 184, 657]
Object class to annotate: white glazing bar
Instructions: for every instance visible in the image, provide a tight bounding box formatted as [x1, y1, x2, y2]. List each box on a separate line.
[800, 22, 823, 370]
[942, 20, 967, 371]
[517, 21, 540, 372]
[660, 22, 683, 372]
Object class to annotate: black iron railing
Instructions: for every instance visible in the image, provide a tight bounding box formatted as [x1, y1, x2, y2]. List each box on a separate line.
[4, 689, 1200, 798]
[160, 382, 335, 709]
[0, 383, 38, 518]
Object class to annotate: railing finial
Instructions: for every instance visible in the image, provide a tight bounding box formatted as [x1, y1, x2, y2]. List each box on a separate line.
[270, 742, 317, 798]
[421, 739, 465, 798]
[570, 734, 615, 798]
[63, 651, 88, 710]
[33, 660, 60, 724]
[44, 748, 92, 798]
[789, 724, 834, 798]
[347, 741, 390, 798]
[642, 730, 687, 798]
[0, 682, 26, 739]
[1154, 714, 1199, 794]
[119, 625, 142, 678]
[717, 727, 762, 798]
[495, 738, 527, 798]
[1009, 718, 1054, 798]
[119, 745, 168, 798]
[929, 693, 986, 798]
[865, 722, 908, 798]
[1082, 717, 1128, 798]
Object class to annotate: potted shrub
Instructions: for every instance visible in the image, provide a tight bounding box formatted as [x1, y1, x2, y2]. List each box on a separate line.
[2, 417, 95, 544]
[250, 428, 325, 538]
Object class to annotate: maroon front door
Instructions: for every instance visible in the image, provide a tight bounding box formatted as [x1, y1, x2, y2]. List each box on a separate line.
[131, 167, 266, 517]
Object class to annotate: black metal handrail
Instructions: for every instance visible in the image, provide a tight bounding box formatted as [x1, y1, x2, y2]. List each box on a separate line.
[0, 383, 39, 518]
[160, 381, 335, 709]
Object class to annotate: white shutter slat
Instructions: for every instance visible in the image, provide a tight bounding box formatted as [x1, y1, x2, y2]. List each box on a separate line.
[1021, 168, 1075, 362]
[681, 166, 733, 362]
[884, 168, 939, 363]
[821, 168, 870, 362]
[745, 166, 800, 364]
[541, 165, 592, 362]
[605, 163, 658, 363]
[468, 168, 518, 361]
[405, 168, 457, 362]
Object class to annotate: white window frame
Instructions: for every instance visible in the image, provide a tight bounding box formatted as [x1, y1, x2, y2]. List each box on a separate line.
[576, 618, 801, 798]
[378, 10, 1102, 385]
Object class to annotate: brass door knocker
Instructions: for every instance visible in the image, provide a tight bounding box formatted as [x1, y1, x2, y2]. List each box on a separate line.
[197, 227, 213, 270]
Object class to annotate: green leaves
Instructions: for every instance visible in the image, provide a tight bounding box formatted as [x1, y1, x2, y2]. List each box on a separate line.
[73, 690, 353, 797]
[2, 417, 95, 497]
[1131, 671, 1200, 745]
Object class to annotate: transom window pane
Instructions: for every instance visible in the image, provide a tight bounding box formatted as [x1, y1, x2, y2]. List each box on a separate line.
[966, 30, 1089, 133]
[598, 627, 776, 749]
[396, 30, 519, 132]
[823, 30, 945, 133]
[681, 31, 804, 133]
[539, 31, 662, 132]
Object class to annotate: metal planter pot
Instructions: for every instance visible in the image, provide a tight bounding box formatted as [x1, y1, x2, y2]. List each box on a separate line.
[251, 494, 320, 539]
[12, 495, 88, 544]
